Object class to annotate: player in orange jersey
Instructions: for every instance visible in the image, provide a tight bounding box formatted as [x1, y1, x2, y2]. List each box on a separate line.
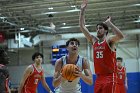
[18, 52, 53, 93]
[79, 0, 124, 93]
[117, 57, 128, 93]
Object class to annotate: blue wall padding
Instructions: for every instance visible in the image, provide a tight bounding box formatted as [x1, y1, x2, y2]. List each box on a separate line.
[126, 73, 140, 93]
[37, 72, 140, 93]
[38, 77, 54, 93]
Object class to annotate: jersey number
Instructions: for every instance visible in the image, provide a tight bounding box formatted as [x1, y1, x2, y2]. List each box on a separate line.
[34, 79, 39, 84]
[96, 51, 103, 58]
[119, 75, 122, 79]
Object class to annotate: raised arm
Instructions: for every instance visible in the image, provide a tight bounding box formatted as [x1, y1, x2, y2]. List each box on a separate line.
[79, 0, 97, 43]
[105, 16, 124, 43]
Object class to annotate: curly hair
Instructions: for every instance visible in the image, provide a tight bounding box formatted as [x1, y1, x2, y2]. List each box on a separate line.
[96, 22, 109, 35]
[66, 38, 80, 47]
[32, 52, 44, 61]
[116, 57, 123, 62]
[0, 48, 9, 65]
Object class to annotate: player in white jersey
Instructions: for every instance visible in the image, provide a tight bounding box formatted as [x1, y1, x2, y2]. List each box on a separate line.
[53, 38, 93, 93]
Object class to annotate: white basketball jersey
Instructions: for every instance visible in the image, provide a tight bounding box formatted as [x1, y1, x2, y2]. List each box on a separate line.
[55, 55, 83, 93]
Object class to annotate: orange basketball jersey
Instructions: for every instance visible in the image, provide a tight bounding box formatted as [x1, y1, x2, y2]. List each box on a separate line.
[22, 64, 43, 93]
[117, 67, 126, 85]
[93, 39, 117, 75]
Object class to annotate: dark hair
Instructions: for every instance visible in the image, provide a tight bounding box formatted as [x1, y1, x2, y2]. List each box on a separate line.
[116, 57, 123, 62]
[32, 52, 43, 61]
[0, 48, 5, 54]
[0, 48, 9, 65]
[66, 38, 80, 47]
[96, 23, 108, 35]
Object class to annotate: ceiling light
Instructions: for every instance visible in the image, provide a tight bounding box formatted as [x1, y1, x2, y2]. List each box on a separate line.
[62, 23, 66, 25]
[71, 5, 76, 8]
[48, 7, 53, 10]
[134, 19, 140, 23]
[65, 8, 80, 13]
[134, 16, 140, 23]
[41, 8, 80, 15]
[131, 4, 140, 6]
[60, 26, 71, 29]
[20, 28, 25, 30]
[59, 25, 92, 29]
[44, 12, 58, 15]
[0, 17, 6, 19]
[85, 25, 92, 27]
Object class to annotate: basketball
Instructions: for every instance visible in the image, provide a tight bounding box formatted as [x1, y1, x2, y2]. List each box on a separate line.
[61, 64, 78, 82]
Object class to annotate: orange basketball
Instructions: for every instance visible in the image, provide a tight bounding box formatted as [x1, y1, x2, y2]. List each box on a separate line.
[61, 64, 78, 82]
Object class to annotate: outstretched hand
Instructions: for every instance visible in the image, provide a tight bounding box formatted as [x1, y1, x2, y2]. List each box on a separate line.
[104, 16, 112, 26]
[104, 16, 111, 23]
[81, 0, 88, 10]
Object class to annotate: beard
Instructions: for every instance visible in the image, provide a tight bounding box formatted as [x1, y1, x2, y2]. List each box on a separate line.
[97, 33, 104, 38]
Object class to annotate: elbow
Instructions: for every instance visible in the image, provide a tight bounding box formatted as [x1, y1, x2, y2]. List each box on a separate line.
[86, 78, 93, 85]
[53, 82, 59, 88]
[53, 84, 58, 88]
[52, 82, 56, 87]
[89, 79, 93, 85]
[88, 82, 93, 85]
[117, 34, 124, 41]
[120, 34, 124, 39]
[118, 31, 125, 40]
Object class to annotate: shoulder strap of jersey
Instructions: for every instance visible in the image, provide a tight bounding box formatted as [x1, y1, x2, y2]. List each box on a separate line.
[78, 55, 84, 63]
[61, 56, 67, 66]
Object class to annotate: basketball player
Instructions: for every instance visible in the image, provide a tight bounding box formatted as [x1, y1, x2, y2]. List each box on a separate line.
[117, 57, 128, 93]
[79, 0, 124, 93]
[18, 52, 53, 93]
[0, 48, 11, 93]
[53, 38, 93, 93]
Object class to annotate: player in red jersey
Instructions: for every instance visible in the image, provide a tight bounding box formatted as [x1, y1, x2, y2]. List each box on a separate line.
[79, 0, 124, 93]
[0, 48, 11, 93]
[18, 52, 53, 93]
[117, 57, 128, 93]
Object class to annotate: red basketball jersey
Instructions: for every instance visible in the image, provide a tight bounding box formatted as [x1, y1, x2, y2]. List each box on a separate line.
[93, 39, 117, 75]
[22, 64, 43, 93]
[117, 67, 126, 85]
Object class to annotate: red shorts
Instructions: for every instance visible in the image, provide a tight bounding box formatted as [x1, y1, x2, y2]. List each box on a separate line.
[118, 84, 126, 93]
[94, 73, 120, 93]
[22, 87, 36, 93]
